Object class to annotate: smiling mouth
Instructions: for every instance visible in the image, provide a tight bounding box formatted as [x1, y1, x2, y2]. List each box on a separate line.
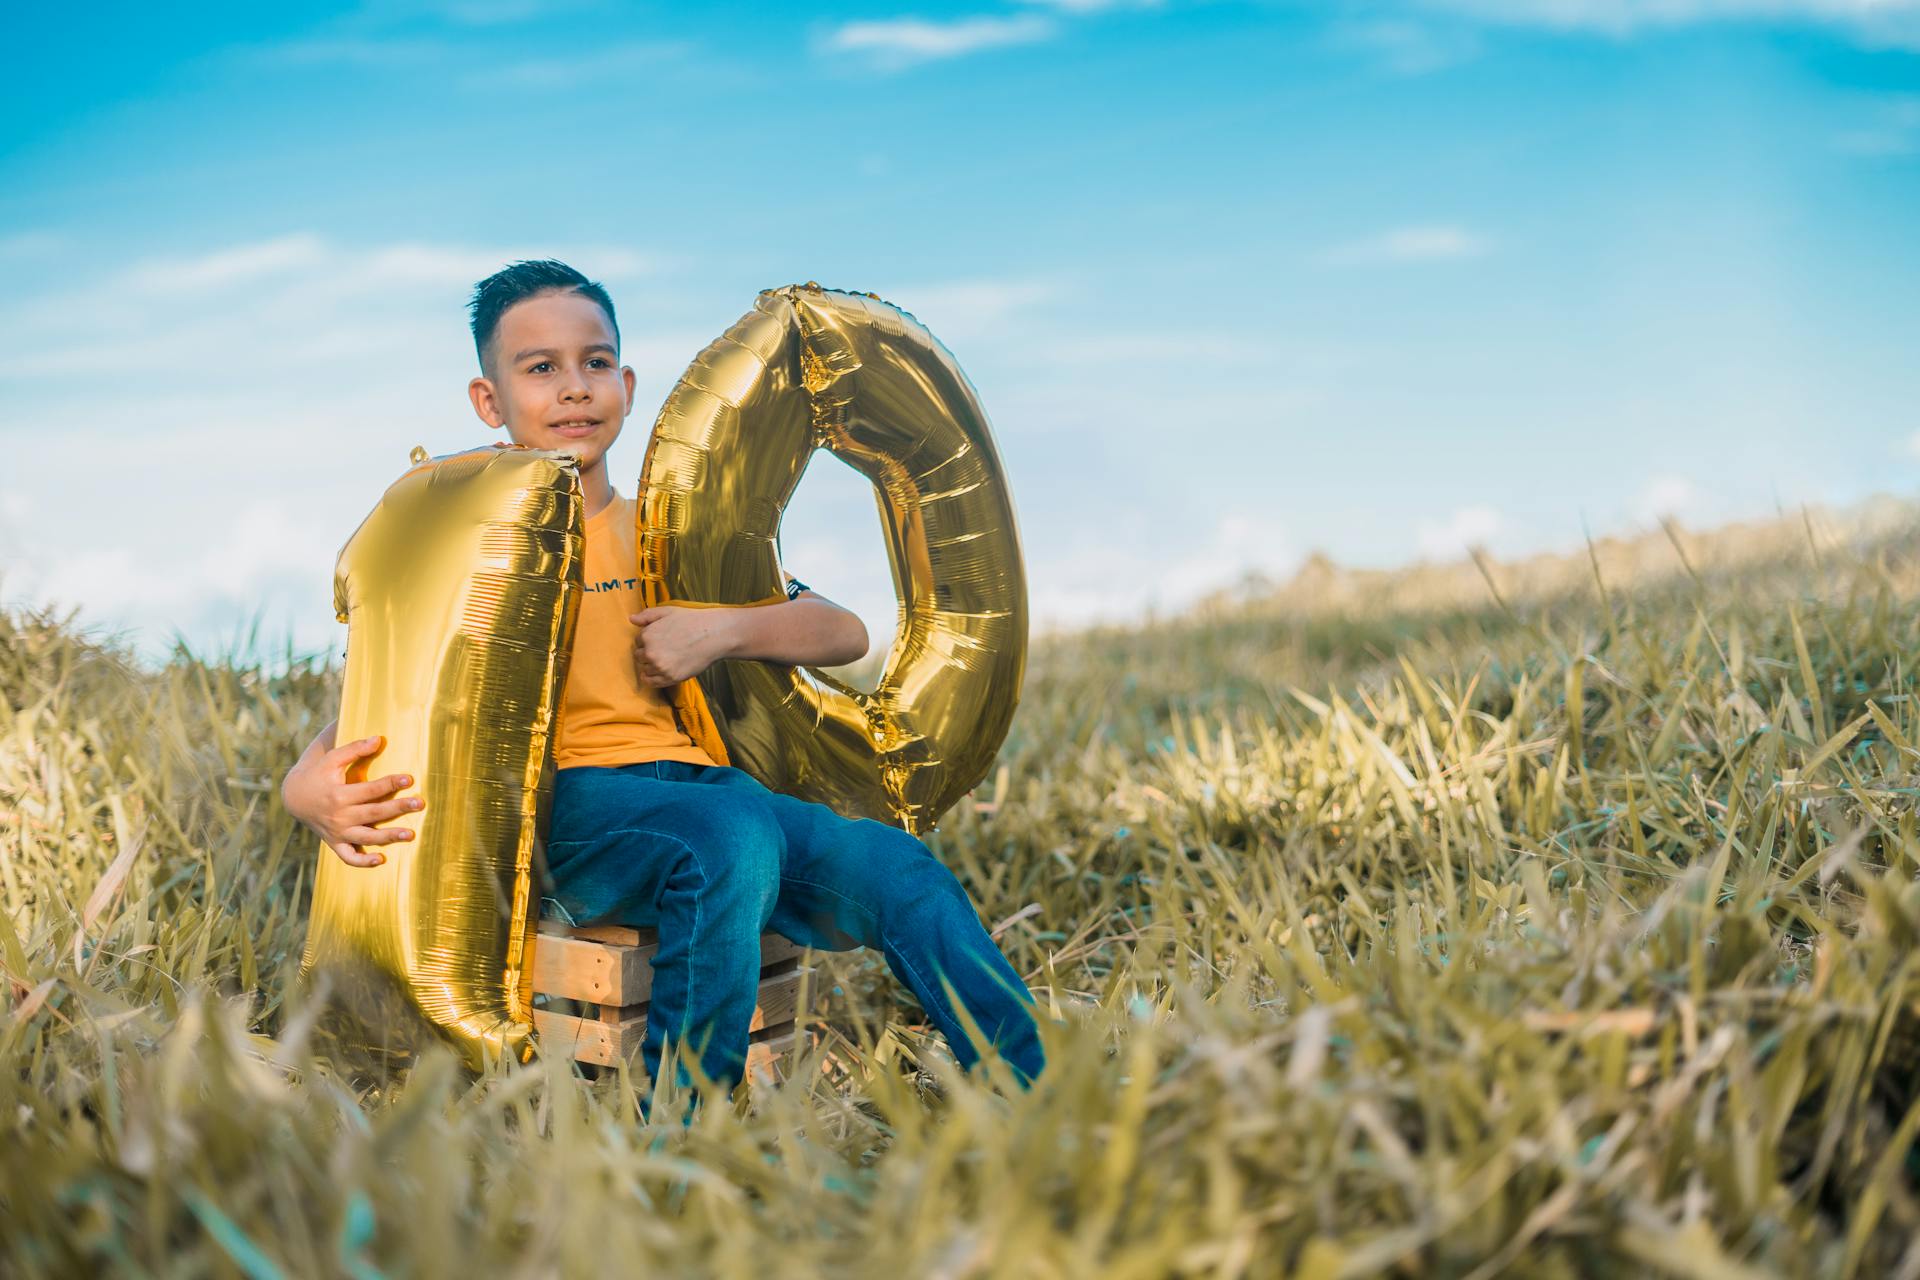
[550, 420, 600, 436]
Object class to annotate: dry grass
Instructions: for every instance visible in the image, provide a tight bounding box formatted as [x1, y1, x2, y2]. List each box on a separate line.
[7, 503, 1920, 1277]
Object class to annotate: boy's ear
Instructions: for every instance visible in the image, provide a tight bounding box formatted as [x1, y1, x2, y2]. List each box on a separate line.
[620, 365, 636, 418]
[469, 375, 505, 432]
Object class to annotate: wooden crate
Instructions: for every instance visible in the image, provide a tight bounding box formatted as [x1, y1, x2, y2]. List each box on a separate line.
[529, 918, 805, 1081]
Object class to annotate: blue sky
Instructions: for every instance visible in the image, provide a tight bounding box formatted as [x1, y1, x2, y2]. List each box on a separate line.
[2, 0, 1917, 660]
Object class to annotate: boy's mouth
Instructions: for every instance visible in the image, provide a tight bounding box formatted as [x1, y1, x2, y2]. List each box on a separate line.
[549, 418, 601, 438]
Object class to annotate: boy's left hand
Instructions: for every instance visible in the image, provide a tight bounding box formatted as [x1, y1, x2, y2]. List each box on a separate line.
[630, 606, 735, 687]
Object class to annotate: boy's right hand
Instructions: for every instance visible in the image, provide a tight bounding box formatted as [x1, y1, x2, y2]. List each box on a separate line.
[281, 732, 422, 868]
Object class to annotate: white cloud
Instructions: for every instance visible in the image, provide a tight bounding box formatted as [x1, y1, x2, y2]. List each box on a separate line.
[1163, 512, 1300, 601]
[1027, 330, 1272, 366]
[855, 280, 1292, 371]
[880, 278, 1063, 341]
[235, 9, 695, 85]
[240, 36, 457, 71]
[422, 0, 556, 23]
[121, 235, 654, 296]
[1417, 504, 1502, 560]
[287, 0, 603, 35]
[1833, 94, 1920, 156]
[2, 499, 332, 651]
[1331, 18, 1484, 74]
[1319, 225, 1491, 265]
[1414, 0, 1920, 46]
[1632, 473, 1703, 524]
[1031, 510, 1299, 630]
[478, 40, 695, 89]
[0, 234, 662, 379]
[1014, 0, 1163, 10]
[123, 234, 330, 292]
[772, 485, 1300, 649]
[0, 491, 37, 527]
[1834, 129, 1918, 156]
[820, 15, 1058, 68]
[818, 0, 1165, 70]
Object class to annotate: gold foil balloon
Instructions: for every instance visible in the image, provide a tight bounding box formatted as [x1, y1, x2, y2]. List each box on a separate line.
[638, 283, 1028, 834]
[299, 444, 583, 1073]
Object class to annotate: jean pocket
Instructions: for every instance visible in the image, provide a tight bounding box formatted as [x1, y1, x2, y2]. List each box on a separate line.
[538, 895, 579, 926]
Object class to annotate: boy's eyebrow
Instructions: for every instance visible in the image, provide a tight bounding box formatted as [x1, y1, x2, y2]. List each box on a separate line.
[511, 343, 618, 363]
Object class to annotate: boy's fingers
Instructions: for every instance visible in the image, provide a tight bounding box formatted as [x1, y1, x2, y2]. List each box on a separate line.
[325, 735, 386, 768]
[328, 840, 386, 868]
[346, 797, 421, 825]
[344, 773, 414, 803]
[631, 607, 666, 627]
[345, 824, 416, 847]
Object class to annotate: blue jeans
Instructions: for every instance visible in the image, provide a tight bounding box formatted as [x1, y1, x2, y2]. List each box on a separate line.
[542, 760, 1047, 1092]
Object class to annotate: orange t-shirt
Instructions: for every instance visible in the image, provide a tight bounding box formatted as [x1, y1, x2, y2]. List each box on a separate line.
[552, 493, 716, 770]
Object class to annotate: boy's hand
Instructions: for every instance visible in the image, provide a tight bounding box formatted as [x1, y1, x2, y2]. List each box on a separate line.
[281, 732, 422, 868]
[630, 606, 736, 688]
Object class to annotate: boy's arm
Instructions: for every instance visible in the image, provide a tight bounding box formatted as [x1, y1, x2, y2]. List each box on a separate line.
[721, 590, 871, 666]
[282, 718, 423, 867]
[629, 590, 869, 688]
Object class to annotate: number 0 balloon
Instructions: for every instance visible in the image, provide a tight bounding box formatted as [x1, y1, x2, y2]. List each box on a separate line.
[637, 283, 1029, 834]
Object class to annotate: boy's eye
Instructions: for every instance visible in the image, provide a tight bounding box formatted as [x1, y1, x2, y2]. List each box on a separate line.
[528, 361, 553, 374]
[587, 357, 610, 369]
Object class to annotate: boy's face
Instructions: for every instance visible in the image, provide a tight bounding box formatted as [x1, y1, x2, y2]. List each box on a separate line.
[468, 289, 635, 475]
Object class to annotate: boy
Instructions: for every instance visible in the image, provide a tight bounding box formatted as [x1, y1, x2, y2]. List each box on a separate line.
[282, 260, 1046, 1095]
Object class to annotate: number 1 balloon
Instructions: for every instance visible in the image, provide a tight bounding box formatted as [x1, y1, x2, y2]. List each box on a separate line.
[298, 444, 583, 1073]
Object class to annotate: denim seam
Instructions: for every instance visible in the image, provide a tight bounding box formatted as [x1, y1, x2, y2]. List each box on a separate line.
[777, 871, 967, 1038]
[569, 824, 711, 1045]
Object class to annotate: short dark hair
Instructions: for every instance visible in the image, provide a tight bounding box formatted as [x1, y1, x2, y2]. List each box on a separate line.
[467, 259, 620, 372]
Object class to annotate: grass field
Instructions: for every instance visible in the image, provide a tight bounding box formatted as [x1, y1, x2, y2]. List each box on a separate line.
[6, 502, 1920, 1277]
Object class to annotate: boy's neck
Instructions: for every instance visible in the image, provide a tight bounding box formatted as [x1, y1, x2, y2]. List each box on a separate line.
[578, 459, 615, 519]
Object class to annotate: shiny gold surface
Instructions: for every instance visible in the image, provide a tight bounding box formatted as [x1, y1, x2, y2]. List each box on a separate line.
[298, 444, 583, 1072]
[637, 284, 1028, 833]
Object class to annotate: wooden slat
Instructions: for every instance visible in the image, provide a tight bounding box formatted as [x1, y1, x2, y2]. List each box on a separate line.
[566, 923, 658, 949]
[747, 1029, 798, 1083]
[758, 934, 804, 967]
[534, 1007, 801, 1076]
[532, 1006, 644, 1068]
[552, 965, 800, 1040]
[747, 966, 802, 1033]
[531, 925, 802, 1006]
[537, 917, 658, 950]
[529, 931, 654, 1004]
[538, 918, 797, 963]
[531, 925, 809, 1071]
